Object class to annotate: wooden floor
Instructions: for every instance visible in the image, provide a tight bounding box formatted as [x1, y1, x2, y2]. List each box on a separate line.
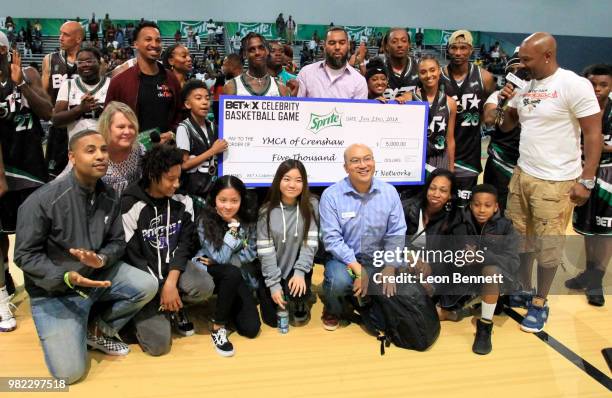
[1, 254, 611, 397]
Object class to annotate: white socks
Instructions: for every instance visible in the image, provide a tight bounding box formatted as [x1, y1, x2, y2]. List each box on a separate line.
[481, 302, 496, 322]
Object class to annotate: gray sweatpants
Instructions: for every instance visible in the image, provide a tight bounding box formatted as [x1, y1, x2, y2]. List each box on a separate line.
[133, 261, 215, 356]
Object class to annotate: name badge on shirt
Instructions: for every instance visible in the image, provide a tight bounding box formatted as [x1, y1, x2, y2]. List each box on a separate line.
[342, 211, 356, 219]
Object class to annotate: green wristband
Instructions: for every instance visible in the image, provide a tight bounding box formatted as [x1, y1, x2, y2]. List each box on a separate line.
[64, 271, 74, 289]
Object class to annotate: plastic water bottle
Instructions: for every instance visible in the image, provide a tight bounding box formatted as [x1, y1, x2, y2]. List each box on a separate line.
[277, 310, 289, 334]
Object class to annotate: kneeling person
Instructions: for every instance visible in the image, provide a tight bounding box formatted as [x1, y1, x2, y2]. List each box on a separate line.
[441, 184, 519, 355]
[14, 130, 158, 384]
[122, 145, 215, 356]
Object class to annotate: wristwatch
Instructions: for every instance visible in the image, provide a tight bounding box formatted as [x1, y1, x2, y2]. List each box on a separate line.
[578, 178, 596, 190]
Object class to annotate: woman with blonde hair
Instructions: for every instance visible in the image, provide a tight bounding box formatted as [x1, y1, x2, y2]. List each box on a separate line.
[59, 101, 145, 195]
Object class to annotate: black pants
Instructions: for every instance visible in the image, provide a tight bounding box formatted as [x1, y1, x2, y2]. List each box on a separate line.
[45, 126, 68, 179]
[483, 157, 512, 212]
[207, 264, 261, 338]
[258, 269, 313, 327]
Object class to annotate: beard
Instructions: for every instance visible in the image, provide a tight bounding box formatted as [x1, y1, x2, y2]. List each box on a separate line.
[325, 51, 349, 69]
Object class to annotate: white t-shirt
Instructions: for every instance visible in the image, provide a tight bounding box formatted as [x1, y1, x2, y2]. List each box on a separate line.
[56, 76, 110, 138]
[232, 36, 242, 49]
[509, 68, 599, 180]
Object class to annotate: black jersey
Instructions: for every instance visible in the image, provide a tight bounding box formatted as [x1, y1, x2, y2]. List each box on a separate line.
[414, 89, 450, 157]
[381, 55, 419, 100]
[48, 51, 77, 103]
[0, 77, 48, 190]
[601, 100, 611, 166]
[441, 63, 485, 176]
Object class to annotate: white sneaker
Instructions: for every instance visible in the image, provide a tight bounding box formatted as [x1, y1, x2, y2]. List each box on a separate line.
[0, 294, 17, 332]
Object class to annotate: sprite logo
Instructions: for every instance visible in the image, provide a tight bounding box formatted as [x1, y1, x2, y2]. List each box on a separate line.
[180, 21, 208, 37]
[307, 109, 342, 134]
[237, 23, 274, 38]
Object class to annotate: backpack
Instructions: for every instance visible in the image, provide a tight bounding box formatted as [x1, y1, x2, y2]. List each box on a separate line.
[359, 279, 440, 355]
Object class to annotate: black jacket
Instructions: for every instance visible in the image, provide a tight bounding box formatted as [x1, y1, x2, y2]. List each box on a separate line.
[121, 182, 197, 281]
[14, 171, 125, 298]
[403, 196, 458, 247]
[451, 208, 520, 277]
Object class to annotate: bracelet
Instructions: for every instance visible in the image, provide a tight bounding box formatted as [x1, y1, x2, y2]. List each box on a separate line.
[16, 80, 27, 88]
[64, 271, 74, 289]
[347, 268, 361, 279]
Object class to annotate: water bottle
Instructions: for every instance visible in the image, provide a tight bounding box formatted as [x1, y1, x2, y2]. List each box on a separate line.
[277, 310, 289, 334]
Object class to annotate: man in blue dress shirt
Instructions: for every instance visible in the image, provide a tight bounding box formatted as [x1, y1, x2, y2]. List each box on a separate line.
[319, 143, 406, 330]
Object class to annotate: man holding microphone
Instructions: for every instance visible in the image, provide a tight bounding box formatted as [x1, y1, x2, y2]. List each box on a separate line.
[498, 32, 602, 333]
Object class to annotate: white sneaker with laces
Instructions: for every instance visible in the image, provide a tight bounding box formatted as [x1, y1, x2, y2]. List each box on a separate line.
[0, 293, 16, 332]
[211, 327, 234, 357]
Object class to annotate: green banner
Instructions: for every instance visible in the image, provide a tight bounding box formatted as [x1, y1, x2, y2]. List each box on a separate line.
[225, 22, 281, 40]
[295, 24, 328, 42]
[0, 17, 481, 47]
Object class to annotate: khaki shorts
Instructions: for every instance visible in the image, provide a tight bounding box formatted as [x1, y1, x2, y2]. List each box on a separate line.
[506, 167, 576, 267]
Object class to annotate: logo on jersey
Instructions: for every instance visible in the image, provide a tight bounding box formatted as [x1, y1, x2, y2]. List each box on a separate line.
[0, 91, 31, 126]
[384, 86, 416, 100]
[453, 93, 481, 114]
[51, 73, 68, 89]
[458, 190, 472, 200]
[595, 216, 612, 228]
[141, 214, 182, 250]
[307, 109, 342, 134]
[428, 116, 447, 136]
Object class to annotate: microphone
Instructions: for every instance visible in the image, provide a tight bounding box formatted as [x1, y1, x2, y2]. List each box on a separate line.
[495, 68, 529, 125]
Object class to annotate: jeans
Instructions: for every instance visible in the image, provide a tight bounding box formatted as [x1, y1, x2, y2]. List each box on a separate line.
[323, 259, 360, 317]
[30, 262, 158, 384]
[132, 261, 215, 356]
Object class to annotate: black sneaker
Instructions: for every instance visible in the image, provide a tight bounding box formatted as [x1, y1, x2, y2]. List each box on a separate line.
[586, 287, 605, 307]
[472, 319, 493, 355]
[172, 309, 195, 336]
[586, 270, 605, 307]
[565, 272, 589, 290]
[87, 332, 130, 356]
[5, 270, 15, 296]
[211, 327, 234, 357]
[293, 301, 309, 324]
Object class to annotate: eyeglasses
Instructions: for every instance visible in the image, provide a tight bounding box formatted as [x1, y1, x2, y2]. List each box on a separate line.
[348, 156, 374, 165]
[76, 59, 98, 66]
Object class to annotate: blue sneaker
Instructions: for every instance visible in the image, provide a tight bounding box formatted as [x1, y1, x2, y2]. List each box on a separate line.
[520, 302, 549, 333]
[507, 289, 534, 309]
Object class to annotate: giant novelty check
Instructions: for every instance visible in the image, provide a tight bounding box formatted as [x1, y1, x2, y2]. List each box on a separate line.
[219, 96, 428, 186]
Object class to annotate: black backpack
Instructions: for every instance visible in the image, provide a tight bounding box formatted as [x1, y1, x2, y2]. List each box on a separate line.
[359, 280, 440, 355]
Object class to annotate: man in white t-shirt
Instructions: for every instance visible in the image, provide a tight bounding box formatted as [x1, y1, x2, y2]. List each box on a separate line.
[231, 32, 241, 54]
[52, 48, 110, 139]
[206, 19, 216, 44]
[499, 32, 602, 333]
